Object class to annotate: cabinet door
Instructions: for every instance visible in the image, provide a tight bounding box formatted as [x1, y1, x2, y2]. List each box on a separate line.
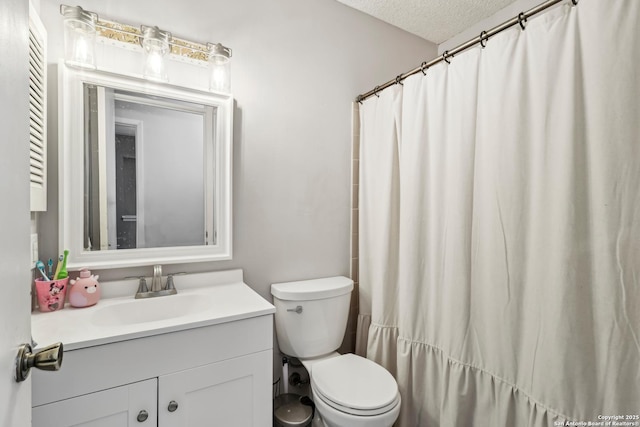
[159, 350, 272, 427]
[32, 378, 157, 427]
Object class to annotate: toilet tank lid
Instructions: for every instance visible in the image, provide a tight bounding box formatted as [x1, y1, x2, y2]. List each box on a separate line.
[271, 276, 353, 301]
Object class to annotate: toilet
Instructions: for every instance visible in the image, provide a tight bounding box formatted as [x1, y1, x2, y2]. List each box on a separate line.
[271, 276, 401, 427]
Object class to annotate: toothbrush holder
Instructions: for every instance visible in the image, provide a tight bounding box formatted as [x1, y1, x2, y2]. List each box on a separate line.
[35, 277, 69, 313]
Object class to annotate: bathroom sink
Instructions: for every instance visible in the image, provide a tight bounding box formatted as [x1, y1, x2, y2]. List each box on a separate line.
[31, 270, 276, 351]
[91, 293, 211, 326]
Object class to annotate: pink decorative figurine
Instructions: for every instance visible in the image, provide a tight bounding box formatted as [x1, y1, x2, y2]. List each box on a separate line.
[69, 268, 101, 308]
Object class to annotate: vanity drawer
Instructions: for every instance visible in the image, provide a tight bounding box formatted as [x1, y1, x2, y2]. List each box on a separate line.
[33, 315, 272, 406]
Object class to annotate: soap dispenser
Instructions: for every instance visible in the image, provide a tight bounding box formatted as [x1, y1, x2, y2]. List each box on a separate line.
[69, 268, 101, 308]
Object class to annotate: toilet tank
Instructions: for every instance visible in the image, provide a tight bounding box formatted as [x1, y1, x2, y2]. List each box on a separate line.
[271, 276, 353, 358]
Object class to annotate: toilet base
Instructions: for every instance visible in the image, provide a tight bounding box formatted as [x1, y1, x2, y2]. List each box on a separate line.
[311, 414, 325, 427]
[311, 389, 401, 427]
[297, 353, 401, 427]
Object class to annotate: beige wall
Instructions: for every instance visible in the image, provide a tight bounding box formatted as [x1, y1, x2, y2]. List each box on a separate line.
[339, 101, 361, 354]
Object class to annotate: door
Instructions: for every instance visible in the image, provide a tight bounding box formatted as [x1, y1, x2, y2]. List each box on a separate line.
[158, 350, 272, 427]
[32, 379, 157, 427]
[115, 132, 137, 249]
[0, 0, 34, 425]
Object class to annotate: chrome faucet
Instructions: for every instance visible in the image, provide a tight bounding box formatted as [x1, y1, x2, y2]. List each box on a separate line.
[151, 265, 163, 292]
[126, 265, 184, 299]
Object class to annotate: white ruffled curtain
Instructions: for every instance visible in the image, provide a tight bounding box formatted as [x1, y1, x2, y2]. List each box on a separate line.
[357, 1, 640, 425]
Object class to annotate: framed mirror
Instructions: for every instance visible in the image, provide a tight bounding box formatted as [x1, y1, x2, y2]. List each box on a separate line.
[59, 64, 232, 269]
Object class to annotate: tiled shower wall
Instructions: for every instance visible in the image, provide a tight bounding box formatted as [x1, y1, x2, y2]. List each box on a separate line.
[339, 102, 360, 354]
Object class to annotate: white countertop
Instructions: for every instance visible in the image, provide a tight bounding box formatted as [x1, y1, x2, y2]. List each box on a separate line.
[31, 269, 275, 351]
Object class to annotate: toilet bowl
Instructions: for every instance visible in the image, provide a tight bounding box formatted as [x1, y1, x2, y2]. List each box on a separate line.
[306, 353, 401, 427]
[271, 277, 401, 427]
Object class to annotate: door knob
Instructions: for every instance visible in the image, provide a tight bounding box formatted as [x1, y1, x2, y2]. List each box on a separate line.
[167, 400, 179, 412]
[15, 342, 63, 383]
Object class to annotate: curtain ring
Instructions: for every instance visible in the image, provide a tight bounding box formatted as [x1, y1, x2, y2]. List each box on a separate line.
[479, 31, 488, 48]
[420, 61, 428, 75]
[374, 86, 380, 97]
[571, 0, 578, 5]
[395, 75, 404, 86]
[356, 95, 363, 105]
[443, 50, 451, 64]
[518, 12, 527, 30]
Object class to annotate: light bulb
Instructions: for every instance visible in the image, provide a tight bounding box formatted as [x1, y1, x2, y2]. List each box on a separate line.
[61, 5, 97, 69]
[141, 26, 170, 83]
[208, 43, 232, 93]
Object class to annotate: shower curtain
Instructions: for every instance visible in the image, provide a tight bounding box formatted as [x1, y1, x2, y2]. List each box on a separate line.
[357, 1, 640, 425]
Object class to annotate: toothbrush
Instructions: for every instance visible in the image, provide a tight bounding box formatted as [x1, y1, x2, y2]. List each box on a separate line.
[55, 250, 69, 280]
[35, 261, 49, 281]
[47, 258, 53, 277]
[52, 254, 64, 279]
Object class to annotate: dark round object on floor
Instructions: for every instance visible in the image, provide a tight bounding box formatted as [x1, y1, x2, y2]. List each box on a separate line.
[273, 393, 313, 427]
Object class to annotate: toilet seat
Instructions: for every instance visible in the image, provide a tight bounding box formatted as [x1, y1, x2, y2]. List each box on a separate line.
[311, 354, 400, 416]
[314, 386, 401, 417]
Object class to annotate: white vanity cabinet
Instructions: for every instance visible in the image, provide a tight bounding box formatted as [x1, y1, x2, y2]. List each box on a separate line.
[159, 351, 271, 426]
[33, 379, 158, 426]
[33, 349, 271, 427]
[32, 305, 274, 427]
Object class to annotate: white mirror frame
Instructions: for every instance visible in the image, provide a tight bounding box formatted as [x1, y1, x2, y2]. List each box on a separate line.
[59, 63, 233, 269]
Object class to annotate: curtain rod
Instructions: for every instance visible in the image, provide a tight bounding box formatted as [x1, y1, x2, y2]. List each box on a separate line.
[356, 0, 577, 103]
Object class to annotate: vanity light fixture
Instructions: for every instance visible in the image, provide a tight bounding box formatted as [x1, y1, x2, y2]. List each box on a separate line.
[140, 26, 171, 83]
[207, 43, 232, 93]
[60, 5, 97, 69]
[59, 5, 233, 88]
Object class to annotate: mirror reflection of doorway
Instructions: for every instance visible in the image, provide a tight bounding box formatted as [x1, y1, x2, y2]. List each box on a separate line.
[115, 126, 137, 249]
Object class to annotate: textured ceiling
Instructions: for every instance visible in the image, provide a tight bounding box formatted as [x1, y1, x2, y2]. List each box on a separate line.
[336, 0, 522, 44]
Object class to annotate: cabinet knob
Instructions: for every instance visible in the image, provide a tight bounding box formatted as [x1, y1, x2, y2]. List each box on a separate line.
[137, 410, 149, 422]
[168, 400, 179, 412]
